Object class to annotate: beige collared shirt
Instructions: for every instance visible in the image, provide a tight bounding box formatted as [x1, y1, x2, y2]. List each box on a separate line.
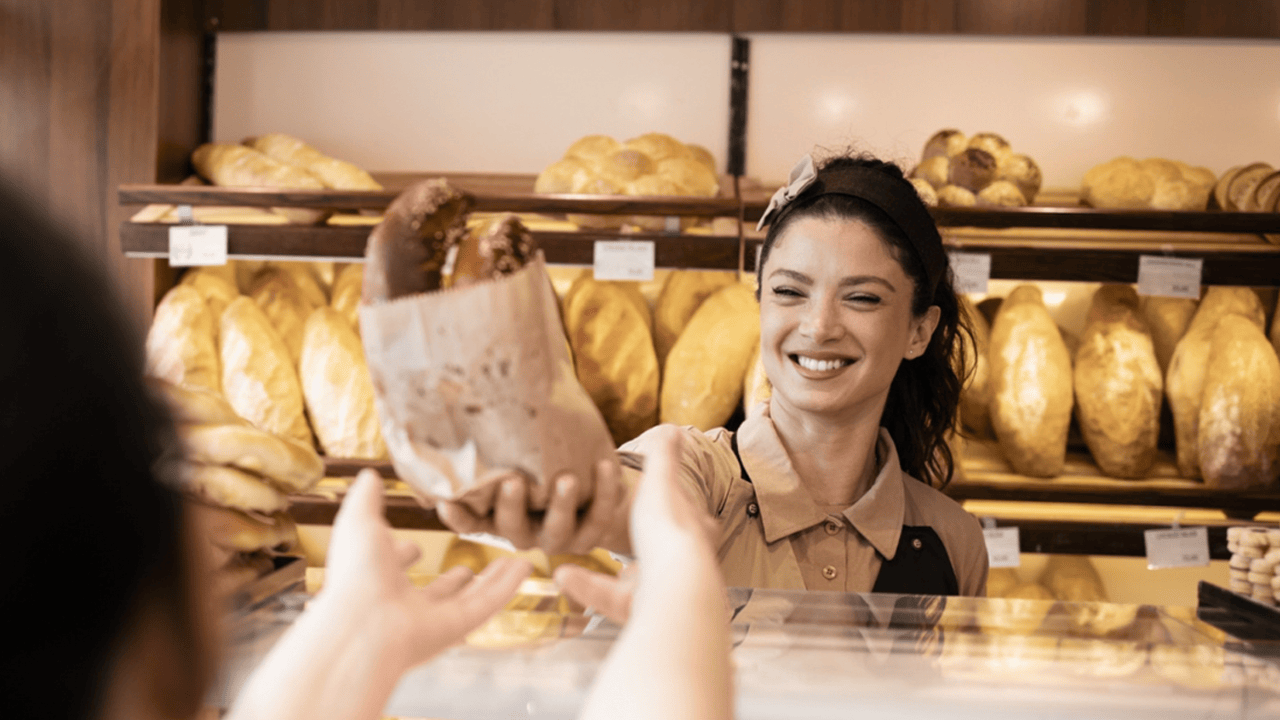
[621, 402, 988, 596]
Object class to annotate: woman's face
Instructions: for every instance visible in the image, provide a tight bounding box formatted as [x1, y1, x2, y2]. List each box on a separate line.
[759, 215, 939, 422]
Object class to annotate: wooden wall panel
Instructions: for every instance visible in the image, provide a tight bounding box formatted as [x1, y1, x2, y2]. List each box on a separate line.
[0, 0, 160, 331]
[203, 0, 1280, 37]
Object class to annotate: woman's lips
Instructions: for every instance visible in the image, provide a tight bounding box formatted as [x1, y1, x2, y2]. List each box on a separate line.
[790, 354, 854, 374]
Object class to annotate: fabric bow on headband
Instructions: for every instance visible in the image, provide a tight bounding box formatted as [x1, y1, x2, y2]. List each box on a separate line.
[756, 155, 818, 231]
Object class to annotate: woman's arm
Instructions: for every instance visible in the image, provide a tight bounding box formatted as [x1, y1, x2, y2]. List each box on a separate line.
[226, 471, 531, 720]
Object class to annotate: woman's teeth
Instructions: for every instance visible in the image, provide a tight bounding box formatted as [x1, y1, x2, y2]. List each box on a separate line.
[795, 355, 849, 372]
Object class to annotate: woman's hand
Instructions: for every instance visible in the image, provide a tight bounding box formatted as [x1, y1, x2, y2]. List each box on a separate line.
[434, 458, 629, 556]
[322, 469, 533, 668]
[553, 425, 721, 624]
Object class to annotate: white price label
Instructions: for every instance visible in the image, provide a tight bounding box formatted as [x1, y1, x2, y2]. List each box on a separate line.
[948, 251, 991, 295]
[1144, 527, 1209, 570]
[983, 527, 1021, 569]
[168, 225, 228, 267]
[593, 241, 655, 282]
[1136, 256, 1202, 299]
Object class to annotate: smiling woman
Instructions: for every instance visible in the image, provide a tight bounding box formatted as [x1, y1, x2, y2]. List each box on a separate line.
[438, 152, 990, 598]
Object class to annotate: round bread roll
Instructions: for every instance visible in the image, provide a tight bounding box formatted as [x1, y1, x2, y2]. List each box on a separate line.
[684, 143, 717, 173]
[997, 153, 1042, 203]
[913, 156, 950, 188]
[977, 180, 1027, 208]
[968, 132, 1012, 161]
[923, 129, 968, 160]
[625, 175, 688, 231]
[1085, 164, 1155, 209]
[656, 156, 719, 197]
[567, 173, 625, 230]
[535, 157, 592, 194]
[622, 132, 687, 163]
[563, 134, 620, 167]
[598, 149, 657, 187]
[148, 378, 244, 426]
[909, 177, 938, 207]
[937, 184, 977, 208]
[948, 148, 998, 192]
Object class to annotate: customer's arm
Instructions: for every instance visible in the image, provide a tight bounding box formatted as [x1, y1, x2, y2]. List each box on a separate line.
[226, 470, 531, 720]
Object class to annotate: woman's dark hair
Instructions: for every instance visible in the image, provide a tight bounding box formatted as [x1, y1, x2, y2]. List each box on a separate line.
[755, 153, 974, 487]
[0, 176, 210, 719]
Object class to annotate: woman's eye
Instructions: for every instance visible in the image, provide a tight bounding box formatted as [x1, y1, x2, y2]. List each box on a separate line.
[846, 294, 881, 305]
[771, 286, 802, 298]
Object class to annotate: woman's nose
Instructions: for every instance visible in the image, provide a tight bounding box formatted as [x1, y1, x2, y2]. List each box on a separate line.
[799, 300, 842, 342]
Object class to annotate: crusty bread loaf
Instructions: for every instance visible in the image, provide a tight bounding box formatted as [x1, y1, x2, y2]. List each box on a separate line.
[622, 132, 688, 163]
[661, 284, 760, 431]
[179, 463, 288, 514]
[246, 132, 382, 191]
[249, 267, 313, 366]
[219, 297, 313, 447]
[988, 284, 1074, 477]
[190, 142, 329, 225]
[1140, 296, 1197, 374]
[959, 296, 992, 438]
[329, 263, 363, 332]
[146, 285, 221, 394]
[922, 129, 967, 160]
[948, 148, 998, 193]
[299, 306, 388, 460]
[653, 270, 737, 368]
[179, 422, 323, 493]
[1198, 314, 1280, 490]
[362, 179, 473, 302]
[180, 267, 241, 343]
[1072, 285, 1162, 478]
[194, 504, 298, 553]
[562, 276, 660, 445]
[148, 378, 244, 426]
[742, 343, 771, 416]
[997, 153, 1042, 204]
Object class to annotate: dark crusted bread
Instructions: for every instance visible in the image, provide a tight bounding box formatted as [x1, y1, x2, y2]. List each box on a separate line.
[363, 179, 473, 303]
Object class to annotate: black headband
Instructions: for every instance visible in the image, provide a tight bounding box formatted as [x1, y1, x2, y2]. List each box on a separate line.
[759, 157, 946, 303]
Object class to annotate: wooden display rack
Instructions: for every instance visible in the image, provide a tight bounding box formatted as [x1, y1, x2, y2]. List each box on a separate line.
[119, 176, 1280, 556]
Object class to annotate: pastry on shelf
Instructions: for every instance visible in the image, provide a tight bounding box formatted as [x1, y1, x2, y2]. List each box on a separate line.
[913, 129, 1041, 206]
[1081, 156, 1216, 211]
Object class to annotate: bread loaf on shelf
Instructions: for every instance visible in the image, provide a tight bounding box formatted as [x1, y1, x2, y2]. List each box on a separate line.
[299, 306, 388, 461]
[249, 267, 315, 367]
[190, 142, 330, 225]
[1166, 287, 1267, 478]
[180, 268, 241, 343]
[1198, 314, 1280, 490]
[246, 132, 382, 191]
[1072, 285, 1163, 478]
[988, 284, 1073, 477]
[146, 285, 221, 394]
[661, 284, 760, 431]
[1140, 296, 1197, 374]
[561, 276, 660, 445]
[179, 422, 324, 493]
[329, 263, 363, 332]
[959, 296, 992, 438]
[653, 270, 737, 368]
[219, 296, 314, 448]
[742, 343, 771, 416]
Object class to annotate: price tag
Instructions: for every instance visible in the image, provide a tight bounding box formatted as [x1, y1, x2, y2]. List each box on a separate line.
[948, 251, 991, 295]
[1144, 526, 1209, 570]
[1137, 256, 1202, 299]
[983, 527, 1021, 569]
[593, 240, 655, 282]
[168, 225, 228, 267]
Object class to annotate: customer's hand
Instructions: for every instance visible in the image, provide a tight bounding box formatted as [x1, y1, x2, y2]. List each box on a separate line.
[323, 469, 532, 668]
[435, 458, 629, 556]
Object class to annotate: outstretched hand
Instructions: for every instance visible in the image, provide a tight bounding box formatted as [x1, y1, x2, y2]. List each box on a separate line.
[323, 469, 533, 668]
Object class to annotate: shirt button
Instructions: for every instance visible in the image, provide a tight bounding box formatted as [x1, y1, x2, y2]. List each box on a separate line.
[912, 538, 924, 550]
[824, 520, 840, 535]
[747, 502, 759, 517]
[822, 565, 838, 580]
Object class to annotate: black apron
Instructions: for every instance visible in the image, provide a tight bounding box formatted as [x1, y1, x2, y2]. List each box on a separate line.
[729, 434, 960, 597]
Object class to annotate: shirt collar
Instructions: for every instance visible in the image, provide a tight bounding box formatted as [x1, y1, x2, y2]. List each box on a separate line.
[736, 407, 906, 559]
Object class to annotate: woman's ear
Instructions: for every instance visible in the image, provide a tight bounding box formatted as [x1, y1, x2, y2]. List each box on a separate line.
[906, 305, 942, 359]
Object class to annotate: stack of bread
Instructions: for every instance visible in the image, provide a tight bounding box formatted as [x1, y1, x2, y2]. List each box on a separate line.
[146, 260, 388, 461]
[189, 132, 381, 224]
[1210, 161, 1280, 213]
[1081, 156, 1217, 211]
[959, 282, 1280, 486]
[910, 129, 1043, 208]
[150, 379, 322, 595]
[534, 132, 721, 230]
[1226, 525, 1280, 605]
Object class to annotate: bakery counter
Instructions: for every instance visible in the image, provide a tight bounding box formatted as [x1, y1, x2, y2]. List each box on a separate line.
[211, 578, 1280, 719]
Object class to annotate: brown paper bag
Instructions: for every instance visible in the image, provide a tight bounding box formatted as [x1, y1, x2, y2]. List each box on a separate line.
[358, 254, 617, 512]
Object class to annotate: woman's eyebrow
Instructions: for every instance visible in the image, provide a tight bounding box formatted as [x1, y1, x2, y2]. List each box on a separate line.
[768, 268, 812, 284]
[839, 275, 897, 292]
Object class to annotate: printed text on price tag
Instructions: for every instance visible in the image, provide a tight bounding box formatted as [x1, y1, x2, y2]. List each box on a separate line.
[983, 527, 1021, 569]
[1136, 256, 1202, 299]
[593, 241, 655, 282]
[1144, 527, 1209, 570]
[168, 225, 228, 267]
[948, 251, 991, 295]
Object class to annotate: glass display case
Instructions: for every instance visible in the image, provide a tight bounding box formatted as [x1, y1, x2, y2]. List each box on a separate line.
[210, 567, 1280, 720]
